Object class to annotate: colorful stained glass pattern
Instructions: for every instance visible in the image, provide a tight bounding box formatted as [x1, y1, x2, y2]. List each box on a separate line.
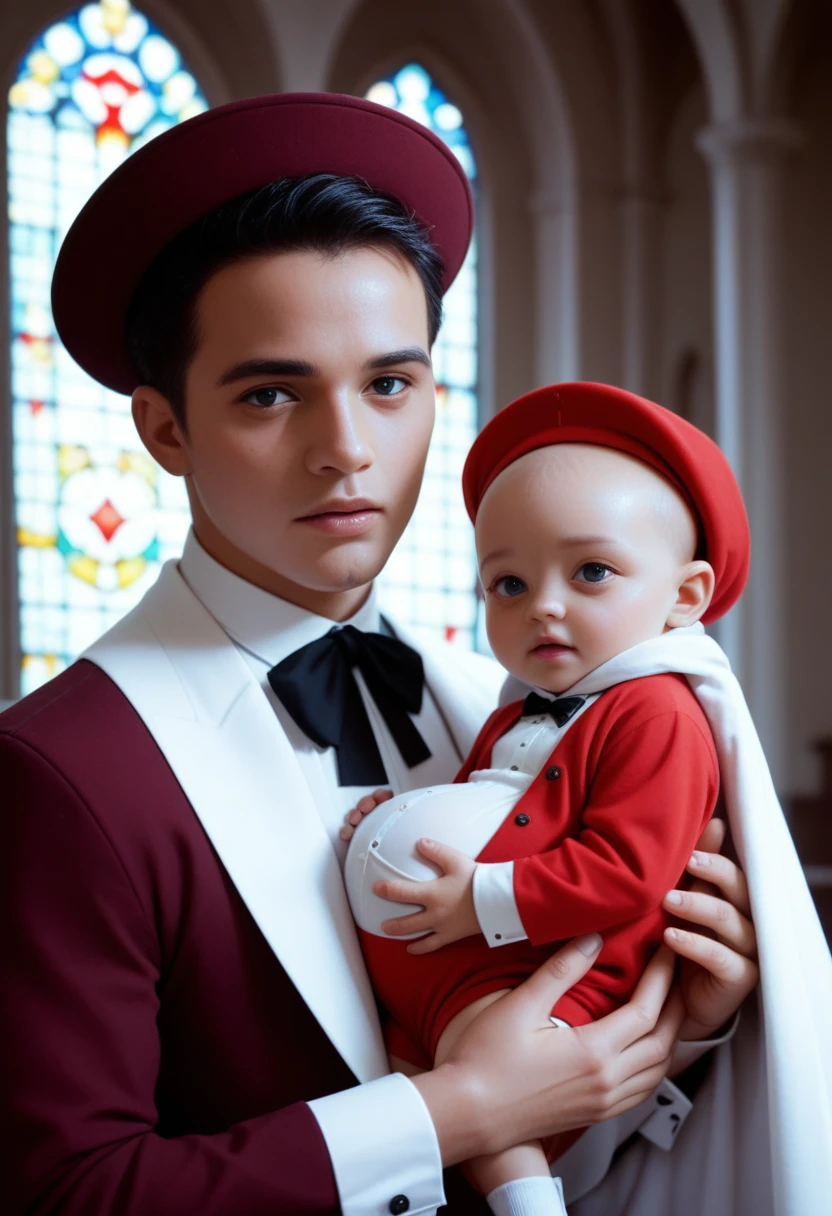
[365, 66, 482, 651]
[8, 2, 208, 695]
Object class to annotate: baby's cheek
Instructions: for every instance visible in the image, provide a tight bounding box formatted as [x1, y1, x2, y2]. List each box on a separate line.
[484, 604, 513, 660]
[486, 609, 529, 681]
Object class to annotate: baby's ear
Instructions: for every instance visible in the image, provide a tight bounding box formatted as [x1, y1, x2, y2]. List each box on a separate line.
[666, 561, 715, 628]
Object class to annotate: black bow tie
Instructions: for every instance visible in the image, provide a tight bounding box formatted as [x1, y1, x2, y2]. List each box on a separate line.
[267, 624, 431, 786]
[522, 691, 586, 727]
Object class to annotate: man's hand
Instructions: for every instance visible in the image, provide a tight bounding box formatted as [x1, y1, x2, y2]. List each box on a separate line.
[662, 817, 759, 1040]
[374, 839, 480, 953]
[412, 934, 686, 1165]
[339, 788, 392, 843]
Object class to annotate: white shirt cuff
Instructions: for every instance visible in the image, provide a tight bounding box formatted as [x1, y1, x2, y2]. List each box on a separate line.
[307, 1072, 446, 1216]
[670, 1009, 740, 1073]
[473, 860, 528, 947]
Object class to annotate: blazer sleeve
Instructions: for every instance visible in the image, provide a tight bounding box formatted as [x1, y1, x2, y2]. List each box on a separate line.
[0, 734, 342, 1216]
[512, 709, 719, 945]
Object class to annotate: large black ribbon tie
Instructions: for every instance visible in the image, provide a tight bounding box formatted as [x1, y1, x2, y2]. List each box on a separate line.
[268, 625, 432, 786]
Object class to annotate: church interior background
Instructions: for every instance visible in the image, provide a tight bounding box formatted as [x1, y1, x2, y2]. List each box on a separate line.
[1, 0, 830, 932]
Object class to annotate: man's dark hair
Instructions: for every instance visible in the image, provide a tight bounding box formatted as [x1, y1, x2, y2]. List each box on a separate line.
[125, 174, 445, 427]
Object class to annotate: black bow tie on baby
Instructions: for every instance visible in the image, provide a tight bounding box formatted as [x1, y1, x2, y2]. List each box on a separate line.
[267, 625, 432, 786]
[522, 690, 586, 727]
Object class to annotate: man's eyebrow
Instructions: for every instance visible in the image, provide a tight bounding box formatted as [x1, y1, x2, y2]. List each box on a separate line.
[217, 358, 318, 386]
[364, 347, 432, 371]
[217, 349, 431, 387]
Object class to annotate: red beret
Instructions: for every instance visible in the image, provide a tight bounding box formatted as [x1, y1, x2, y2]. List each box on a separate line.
[462, 382, 749, 624]
[52, 92, 473, 395]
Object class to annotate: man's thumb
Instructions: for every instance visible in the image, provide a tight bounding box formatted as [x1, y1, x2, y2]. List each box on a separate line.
[514, 934, 603, 1013]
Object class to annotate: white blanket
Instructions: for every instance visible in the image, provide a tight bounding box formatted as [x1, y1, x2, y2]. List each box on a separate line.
[553, 624, 832, 1215]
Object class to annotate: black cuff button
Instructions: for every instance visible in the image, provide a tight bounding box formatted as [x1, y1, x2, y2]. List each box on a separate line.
[389, 1196, 410, 1214]
[546, 766, 561, 781]
[514, 812, 531, 826]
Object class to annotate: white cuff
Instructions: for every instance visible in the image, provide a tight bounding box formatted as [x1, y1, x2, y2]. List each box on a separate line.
[671, 1009, 740, 1074]
[308, 1073, 446, 1216]
[473, 860, 528, 947]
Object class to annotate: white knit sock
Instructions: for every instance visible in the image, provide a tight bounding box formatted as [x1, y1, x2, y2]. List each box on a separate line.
[486, 1174, 567, 1216]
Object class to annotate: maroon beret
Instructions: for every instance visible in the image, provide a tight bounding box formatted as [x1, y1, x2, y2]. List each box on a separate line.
[51, 92, 473, 395]
[462, 382, 750, 624]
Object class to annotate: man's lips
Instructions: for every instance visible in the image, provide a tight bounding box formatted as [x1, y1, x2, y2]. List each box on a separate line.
[296, 499, 382, 536]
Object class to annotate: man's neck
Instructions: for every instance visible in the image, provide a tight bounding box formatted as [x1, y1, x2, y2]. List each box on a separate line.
[191, 523, 373, 622]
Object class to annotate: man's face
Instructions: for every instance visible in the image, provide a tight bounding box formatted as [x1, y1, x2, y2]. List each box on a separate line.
[170, 246, 436, 613]
[475, 444, 703, 692]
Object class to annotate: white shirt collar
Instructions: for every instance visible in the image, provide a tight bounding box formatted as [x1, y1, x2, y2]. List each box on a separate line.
[178, 528, 381, 668]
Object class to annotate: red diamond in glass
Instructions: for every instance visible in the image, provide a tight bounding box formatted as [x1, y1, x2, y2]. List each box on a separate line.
[90, 498, 125, 543]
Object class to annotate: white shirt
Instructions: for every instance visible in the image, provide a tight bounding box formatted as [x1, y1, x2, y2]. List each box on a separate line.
[179, 532, 455, 1215]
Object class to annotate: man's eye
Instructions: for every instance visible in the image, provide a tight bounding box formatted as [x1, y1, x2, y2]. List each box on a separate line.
[493, 575, 527, 599]
[371, 376, 407, 396]
[243, 387, 291, 408]
[576, 563, 613, 584]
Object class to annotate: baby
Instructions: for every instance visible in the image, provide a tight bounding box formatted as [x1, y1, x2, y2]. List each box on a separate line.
[341, 382, 749, 1216]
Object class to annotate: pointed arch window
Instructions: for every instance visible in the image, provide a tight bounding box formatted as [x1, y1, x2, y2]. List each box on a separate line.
[8, 1, 208, 695]
[366, 65, 482, 650]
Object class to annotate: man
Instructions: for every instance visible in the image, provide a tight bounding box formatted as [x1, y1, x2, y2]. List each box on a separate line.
[1, 94, 759, 1215]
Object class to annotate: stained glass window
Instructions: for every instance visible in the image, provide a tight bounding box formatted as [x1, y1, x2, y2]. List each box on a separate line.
[8, 1, 208, 696]
[365, 66, 482, 650]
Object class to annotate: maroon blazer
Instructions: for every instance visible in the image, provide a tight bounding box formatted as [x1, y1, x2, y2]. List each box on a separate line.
[0, 662, 484, 1215]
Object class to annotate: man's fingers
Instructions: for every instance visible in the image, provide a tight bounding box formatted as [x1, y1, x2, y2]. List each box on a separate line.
[694, 817, 726, 854]
[606, 982, 684, 1085]
[597, 945, 677, 1053]
[507, 935, 603, 1021]
[685, 850, 752, 918]
[664, 926, 760, 988]
[662, 889, 757, 959]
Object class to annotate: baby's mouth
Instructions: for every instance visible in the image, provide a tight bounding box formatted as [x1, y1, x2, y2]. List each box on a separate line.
[530, 640, 575, 659]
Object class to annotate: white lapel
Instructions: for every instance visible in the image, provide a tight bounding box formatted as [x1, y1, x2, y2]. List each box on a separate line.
[84, 562, 388, 1084]
[389, 618, 505, 761]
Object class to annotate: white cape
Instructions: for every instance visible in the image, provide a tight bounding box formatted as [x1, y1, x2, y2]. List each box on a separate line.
[543, 624, 832, 1216]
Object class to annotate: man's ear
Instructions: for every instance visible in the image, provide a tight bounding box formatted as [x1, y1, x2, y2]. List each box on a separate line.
[131, 386, 191, 477]
[666, 560, 715, 628]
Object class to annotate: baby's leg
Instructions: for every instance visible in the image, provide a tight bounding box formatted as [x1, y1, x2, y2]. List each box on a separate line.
[435, 994, 568, 1215]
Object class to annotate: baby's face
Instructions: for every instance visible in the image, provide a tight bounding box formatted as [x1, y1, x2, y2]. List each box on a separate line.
[475, 443, 708, 694]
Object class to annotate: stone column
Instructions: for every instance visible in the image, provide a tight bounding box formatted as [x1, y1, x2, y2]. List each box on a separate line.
[619, 188, 665, 399]
[697, 118, 802, 790]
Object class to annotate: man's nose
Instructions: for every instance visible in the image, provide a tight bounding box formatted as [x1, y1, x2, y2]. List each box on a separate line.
[304, 393, 373, 477]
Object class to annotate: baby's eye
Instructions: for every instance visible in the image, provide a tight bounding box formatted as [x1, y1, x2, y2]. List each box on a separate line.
[243, 386, 292, 409]
[371, 376, 408, 396]
[575, 563, 613, 585]
[492, 575, 528, 599]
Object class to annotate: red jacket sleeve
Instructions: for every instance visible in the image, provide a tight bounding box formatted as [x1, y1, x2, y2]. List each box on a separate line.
[0, 736, 339, 1216]
[513, 709, 719, 945]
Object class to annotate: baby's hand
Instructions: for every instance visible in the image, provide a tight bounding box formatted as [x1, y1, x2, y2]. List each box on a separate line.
[374, 839, 480, 953]
[339, 788, 393, 843]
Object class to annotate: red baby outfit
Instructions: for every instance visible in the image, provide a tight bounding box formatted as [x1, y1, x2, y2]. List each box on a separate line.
[359, 672, 719, 1067]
